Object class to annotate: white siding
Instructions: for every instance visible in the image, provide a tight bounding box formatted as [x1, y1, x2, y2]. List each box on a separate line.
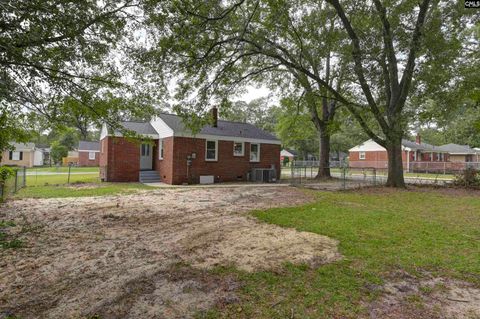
[349, 139, 386, 152]
[33, 150, 44, 166]
[100, 123, 109, 140]
[150, 117, 174, 138]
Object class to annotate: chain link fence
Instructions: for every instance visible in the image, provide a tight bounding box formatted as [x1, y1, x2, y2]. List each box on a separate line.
[281, 162, 378, 190]
[26, 165, 100, 187]
[0, 167, 26, 201]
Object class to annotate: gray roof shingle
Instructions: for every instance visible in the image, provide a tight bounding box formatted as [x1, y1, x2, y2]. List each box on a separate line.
[78, 141, 100, 151]
[158, 113, 279, 141]
[401, 139, 446, 152]
[439, 143, 476, 154]
[115, 121, 158, 136]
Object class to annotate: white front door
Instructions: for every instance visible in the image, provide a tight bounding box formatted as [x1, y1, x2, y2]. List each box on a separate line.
[140, 143, 152, 170]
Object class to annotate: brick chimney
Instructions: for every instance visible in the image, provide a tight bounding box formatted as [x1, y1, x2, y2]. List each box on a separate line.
[211, 106, 218, 128]
[415, 133, 421, 144]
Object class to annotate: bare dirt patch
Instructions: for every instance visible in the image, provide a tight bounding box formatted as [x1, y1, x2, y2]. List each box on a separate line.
[367, 271, 480, 319]
[0, 186, 339, 318]
[63, 182, 103, 189]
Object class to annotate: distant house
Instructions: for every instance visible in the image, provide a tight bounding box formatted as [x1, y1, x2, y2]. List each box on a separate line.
[0, 143, 44, 167]
[349, 135, 449, 171]
[78, 141, 100, 167]
[99, 111, 281, 184]
[280, 149, 296, 165]
[439, 144, 478, 162]
[62, 151, 79, 166]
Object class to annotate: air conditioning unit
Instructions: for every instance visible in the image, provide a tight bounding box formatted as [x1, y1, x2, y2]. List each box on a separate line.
[250, 168, 277, 183]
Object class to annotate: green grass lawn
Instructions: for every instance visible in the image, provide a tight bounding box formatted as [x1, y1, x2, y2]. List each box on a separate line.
[205, 188, 480, 318]
[280, 167, 455, 180]
[14, 182, 155, 199]
[26, 166, 99, 173]
[26, 173, 100, 186]
[15, 168, 154, 198]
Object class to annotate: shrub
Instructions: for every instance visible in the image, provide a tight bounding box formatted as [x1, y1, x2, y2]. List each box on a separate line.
[0, 166, 15, 185]
[453, 167, 480, 188]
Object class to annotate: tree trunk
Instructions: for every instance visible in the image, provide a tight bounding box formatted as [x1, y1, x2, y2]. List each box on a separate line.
[386, 138, 406, 187]
[316, 129, 331, 179]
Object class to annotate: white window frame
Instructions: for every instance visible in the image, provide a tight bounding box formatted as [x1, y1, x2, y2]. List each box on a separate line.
[359, 151, 366, 160]
[12, 151, 20, 161]
[159, 139, 164, 160]
[233, 141, 244, 156]
[205, 140, 218, 161]
[250, 143, 260, 162]
[88, 152, 96, 160]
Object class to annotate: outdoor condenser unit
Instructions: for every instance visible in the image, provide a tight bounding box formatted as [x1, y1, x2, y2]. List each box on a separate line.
[250, 168, 277, 183]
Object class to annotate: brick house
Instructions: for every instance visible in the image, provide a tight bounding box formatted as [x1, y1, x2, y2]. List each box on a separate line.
[99, 111, 281, 184]
[78, 141, 100, 167]
[439, 144, 478, 163]
[349, 135, 449, 172]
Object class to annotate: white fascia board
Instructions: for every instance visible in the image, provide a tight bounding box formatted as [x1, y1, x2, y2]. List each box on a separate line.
[109, 132, 159, 139]
[78, 150, 100, 153]
[174, 132, 281, 145]
[109, 133, 158, 140]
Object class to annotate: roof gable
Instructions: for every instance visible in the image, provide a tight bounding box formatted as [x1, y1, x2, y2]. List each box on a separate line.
[78, 141, 100, 151]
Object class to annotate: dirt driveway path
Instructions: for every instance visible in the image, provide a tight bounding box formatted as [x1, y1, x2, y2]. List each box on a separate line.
[0, 186, 340, 319]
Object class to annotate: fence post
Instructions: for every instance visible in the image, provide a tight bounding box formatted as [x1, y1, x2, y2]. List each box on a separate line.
[68, 164, 72, 184]
[14, 169, 18, 192]
[23, 166, 26, 187]
[373, 168, 376, 186]
[342, 167, 346, 190]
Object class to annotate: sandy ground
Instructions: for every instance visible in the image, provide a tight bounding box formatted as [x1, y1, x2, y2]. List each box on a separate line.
[367, 271, 480, 319]
[0, 186, 339, 319]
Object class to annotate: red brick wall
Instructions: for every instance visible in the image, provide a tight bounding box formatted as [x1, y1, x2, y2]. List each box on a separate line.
[154, 137, 174, 184]
[349, 150, 449, 170]
[78, 151, 100, 167]
[99, 137, 140, 182]
[170, 137, 280, 185]
[349, 151, 393, 169]
[101, 135, 281, 184]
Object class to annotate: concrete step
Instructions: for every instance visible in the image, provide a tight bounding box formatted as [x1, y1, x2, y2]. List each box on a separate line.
[139, 170, 161, 183]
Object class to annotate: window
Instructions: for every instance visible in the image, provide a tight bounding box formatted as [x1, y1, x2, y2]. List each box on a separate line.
[159, 139, 164, 160]
[9, 151, 22, 161]
[205, 140, 217, 161]
[233, 142, 244, 156]
[359, 151, 366, 160]
[88, 152, 96, 160]
[141, 144, 150, 156]
[250, 143, 260, 162]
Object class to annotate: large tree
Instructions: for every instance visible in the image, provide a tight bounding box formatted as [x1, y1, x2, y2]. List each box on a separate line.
[319, 0, 477, 186]
[141, 0, 349, 178]
[0, 0, 156, 153]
